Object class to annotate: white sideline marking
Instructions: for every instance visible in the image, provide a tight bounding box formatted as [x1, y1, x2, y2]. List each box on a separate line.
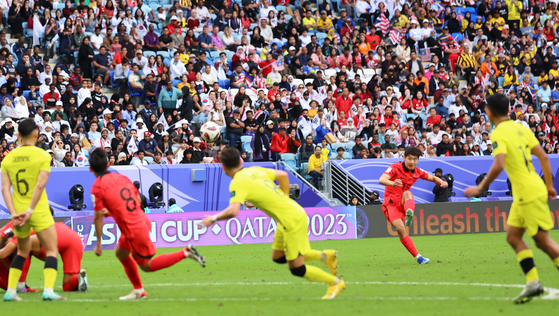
[94, 280, 559, 301]
[39, 296, 517, 303]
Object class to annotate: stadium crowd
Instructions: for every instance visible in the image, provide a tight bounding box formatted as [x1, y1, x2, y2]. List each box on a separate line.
[0, 0, 556, 168]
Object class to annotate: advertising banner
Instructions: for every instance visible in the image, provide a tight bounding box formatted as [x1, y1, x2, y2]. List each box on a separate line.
[72, 207, 357, 251]
[356, 200, 559, 239]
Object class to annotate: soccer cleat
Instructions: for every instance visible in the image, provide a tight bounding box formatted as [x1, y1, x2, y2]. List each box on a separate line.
[17, 285, 39, 293]
[417, 256, 430, 264]
[3, 292, 22, 302]
[322, 279, 346, 300]
[42, 292, 66, 301]
[119, 290, 148, 301]
[186, 245, 206, 268]
[324, 250, 338, 275]
[513, 281, 544, 304]
[405, 209, 414, 226]
[78, 269, 89, 292]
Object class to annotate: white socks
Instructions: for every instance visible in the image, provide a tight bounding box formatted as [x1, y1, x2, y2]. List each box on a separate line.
[133, 288, 145, 294]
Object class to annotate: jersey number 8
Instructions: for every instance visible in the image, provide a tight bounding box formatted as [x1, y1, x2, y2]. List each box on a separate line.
[120, 188, 137, 212]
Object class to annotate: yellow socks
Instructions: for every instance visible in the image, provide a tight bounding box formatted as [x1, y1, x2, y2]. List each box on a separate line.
[304, 250, 323, 262]
[303, 265, 337, 285]
[517, 249, 539, 283]
[554, 256, 559, 270]
[43, 257, 58, 292]
[7, 255, 26, 293]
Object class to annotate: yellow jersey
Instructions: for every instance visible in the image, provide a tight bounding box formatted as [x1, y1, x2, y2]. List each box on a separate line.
[490, 120, 547, 203]
[1, 145, 51, 214]
[229, 167, 306, 230]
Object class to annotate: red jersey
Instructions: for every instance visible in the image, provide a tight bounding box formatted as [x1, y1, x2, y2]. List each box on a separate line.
[382, 162, 429, 204]
[0, 222, 13, 238]
[91, 172, 149, 238]
[54, 222, 82, 253]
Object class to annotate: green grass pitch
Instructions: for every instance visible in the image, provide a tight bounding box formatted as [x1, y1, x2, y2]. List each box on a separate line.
[2, 231, 559, 315]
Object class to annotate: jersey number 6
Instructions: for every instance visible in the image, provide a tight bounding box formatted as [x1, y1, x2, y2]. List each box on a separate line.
[15, 169, 29, 196]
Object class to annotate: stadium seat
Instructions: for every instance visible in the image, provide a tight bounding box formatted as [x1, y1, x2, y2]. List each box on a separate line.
[218, 79, 230, 89]
[110, 70, 117, 87]
[240, 135, 252, 153]
[172, 79, 181, 87]
[280, 153, 298, 170]
[144, 51, 156, 57]
[158, 51, 170, 59]
[342, 152, 352, 159]
[276, 5, 286, 12]
[497, 76, 504, 87]
[344, 141, 355, 151]
[144, 157, 154, 164]
[130, 157, 139, 165]
[22, 90, 31, 101]
[331, 142, 345, 152]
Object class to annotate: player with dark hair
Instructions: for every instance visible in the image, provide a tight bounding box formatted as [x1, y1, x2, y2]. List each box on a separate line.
[0, 230, 37, 293]
[199, 147, 344, 300]
[89, 148, 206, 300]
[1, 119, 64, 301]
[465, 94, 559, 304]
[378, 146, 448, 264]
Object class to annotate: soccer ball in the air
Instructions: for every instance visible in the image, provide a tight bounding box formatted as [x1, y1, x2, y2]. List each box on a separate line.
[200, 122, 222, 142]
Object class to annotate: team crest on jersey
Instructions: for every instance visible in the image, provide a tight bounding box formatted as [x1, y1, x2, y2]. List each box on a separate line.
[231, 191, 236, 197]
[493, 141, 498, 149]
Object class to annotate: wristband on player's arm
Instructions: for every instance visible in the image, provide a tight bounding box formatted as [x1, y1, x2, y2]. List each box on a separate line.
[211, 215, 217, 222]
[27, 208, 34, 214]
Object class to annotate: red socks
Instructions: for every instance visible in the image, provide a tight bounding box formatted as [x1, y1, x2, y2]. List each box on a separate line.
[62, 274, 79, 292]
[120, 255, 143, 290]
[149, 251, 186, 272]
[403, 199, 415, 212]
[400, 235, 419, 257]
[19, 256, 31, 282]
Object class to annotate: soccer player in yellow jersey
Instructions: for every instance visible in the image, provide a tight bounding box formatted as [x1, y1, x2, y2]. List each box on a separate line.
[1, 119, 65, 302]
[199, 148, 345, 299]
[465, 94, 559, 304]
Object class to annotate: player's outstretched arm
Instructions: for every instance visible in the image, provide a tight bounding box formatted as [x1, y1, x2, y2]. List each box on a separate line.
[464, 153, 505, 198]
[274, 170, 290, 196]
[1, 172, 17, 219]
[426, 174, 448, 188]
[199, 202, 242, 228]
[94, 211, 104, 256]
[532, 144, 557, 199]
[379, 174, 402, 187]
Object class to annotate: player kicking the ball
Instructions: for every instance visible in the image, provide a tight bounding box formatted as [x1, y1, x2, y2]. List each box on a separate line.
[465, 94, 559, 304]
[378, 147, 448, 264]
[89, 148, 206, 300]
[199, 148, 344, 300]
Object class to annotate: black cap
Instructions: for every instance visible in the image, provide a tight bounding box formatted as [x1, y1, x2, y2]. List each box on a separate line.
[433, 168, 443, 174]
[371, 190, 379, 197]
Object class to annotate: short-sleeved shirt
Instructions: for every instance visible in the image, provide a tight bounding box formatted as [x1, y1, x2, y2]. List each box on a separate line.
[382, 161, 429, 205]
[91, 172, 149, 238]
[1, 146, 51, 214]
[0, 221, 14, 238]
[490, 120, 546, 203]
[229, 167, 306, 230]
[92, 53, 109, 69]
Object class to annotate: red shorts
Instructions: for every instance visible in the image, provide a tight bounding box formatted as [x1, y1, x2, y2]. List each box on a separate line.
[118, 228, 157, 266]
[59, 246, 83, 274]
[382, 202, 405, 224]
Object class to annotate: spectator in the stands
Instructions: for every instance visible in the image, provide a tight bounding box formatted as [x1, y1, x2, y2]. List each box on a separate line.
[167, 198, 185, 213]
[300, 134, 315, 162]
[308, 145, 326, 187]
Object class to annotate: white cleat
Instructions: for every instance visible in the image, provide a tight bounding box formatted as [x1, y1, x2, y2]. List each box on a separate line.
[119, 290, 148, 301]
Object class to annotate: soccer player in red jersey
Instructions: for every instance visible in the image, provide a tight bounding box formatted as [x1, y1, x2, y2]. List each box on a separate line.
[89, 148, 206, 300]
[378, 147, 448, 264]
[0, 229, 36, 292]
[30, 221, 88, 292]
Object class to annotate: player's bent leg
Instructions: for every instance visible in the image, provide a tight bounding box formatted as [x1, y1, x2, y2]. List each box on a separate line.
[115, 245, 146, 300]
[303, 250, 338, 275]
[62, 273, 80, 292]
[288, 256, 344, 300]
[272, 249, 287, 264]
[532, 230, 559, 268]
[393, 219, 429, 264]
[140, 245, 205, 273]
[401, 191, 416, 227]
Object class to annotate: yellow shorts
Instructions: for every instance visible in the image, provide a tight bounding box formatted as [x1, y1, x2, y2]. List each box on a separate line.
[508, 196, 554, 237]
[272, 218, 311, 261]
[13, 210, 55, 238]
